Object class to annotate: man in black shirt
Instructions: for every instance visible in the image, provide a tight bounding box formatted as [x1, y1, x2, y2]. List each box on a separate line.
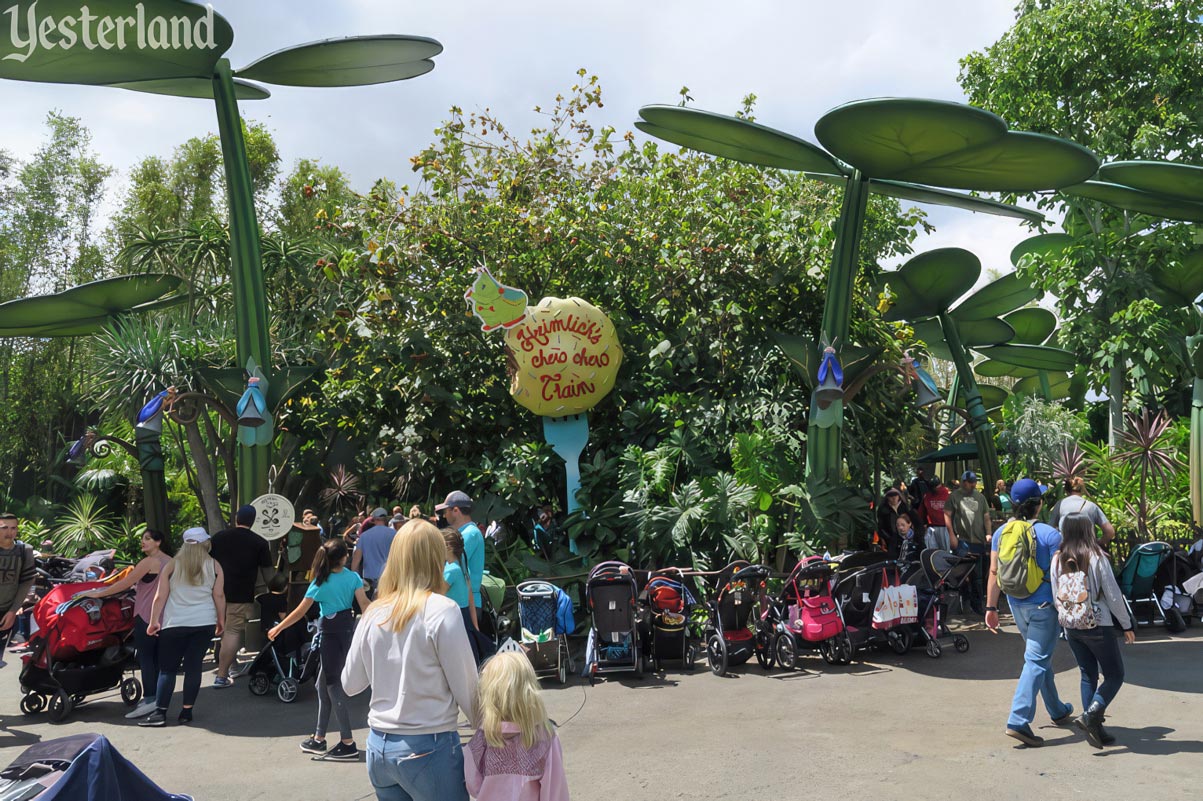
[210, 505, 273, 687]
[0, 513, 35, 664]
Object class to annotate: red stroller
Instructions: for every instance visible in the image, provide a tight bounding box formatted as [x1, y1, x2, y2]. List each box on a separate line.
[19, 582, 142, 722]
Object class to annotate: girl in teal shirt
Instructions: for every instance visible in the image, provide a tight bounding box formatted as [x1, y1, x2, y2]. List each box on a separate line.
[270, 539, 369, 762]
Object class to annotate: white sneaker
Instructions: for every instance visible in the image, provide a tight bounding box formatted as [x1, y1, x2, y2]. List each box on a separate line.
[125, 699, 157, 719]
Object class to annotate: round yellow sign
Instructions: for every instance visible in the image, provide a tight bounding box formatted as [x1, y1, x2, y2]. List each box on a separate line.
[504, 296, 623, 416]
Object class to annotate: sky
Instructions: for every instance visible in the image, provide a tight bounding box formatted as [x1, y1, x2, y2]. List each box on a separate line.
[0, 0, 1035, 274]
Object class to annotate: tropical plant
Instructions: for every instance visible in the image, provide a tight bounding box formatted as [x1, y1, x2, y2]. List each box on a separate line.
[51, 493, 120, 556]
[1115, 409, 1182, 539]
[997, 395, 1088, 478]
[319, 466, 364, 516]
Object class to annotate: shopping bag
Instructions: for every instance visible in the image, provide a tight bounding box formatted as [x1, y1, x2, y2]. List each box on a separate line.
[872, 570, 902, 630]
[894, 583, 918, 625]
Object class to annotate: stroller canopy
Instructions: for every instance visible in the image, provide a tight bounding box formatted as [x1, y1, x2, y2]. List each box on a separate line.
[0, 734, 190, 800]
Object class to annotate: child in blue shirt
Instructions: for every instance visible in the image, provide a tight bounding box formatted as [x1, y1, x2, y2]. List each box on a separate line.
[269, 539, 369, 762]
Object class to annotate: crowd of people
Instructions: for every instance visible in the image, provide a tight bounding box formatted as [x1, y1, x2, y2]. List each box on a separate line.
[876, 470, 1133, 749]
[0, 494, 569, 801]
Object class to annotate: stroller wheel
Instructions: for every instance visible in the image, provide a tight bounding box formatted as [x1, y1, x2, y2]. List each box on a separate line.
[954, 635, 970, 653]
[48, 690, 72, 723]
[774, 632, 797, 671]
[925, 639, 943, 659]
[888, 628, 912, 655]
[820, 638, 838, 665]
[754, 630, 775, 670]
[277, 678, 300, 703]
[707, 634, 728, 677]
[20, 694, 45, 715]
[558, 657, 568, 685]
[634, 651, 645, 679]
[834, 633, 854, 666]
[588, 663, 597, 686]
[120, 677, 142, 707]
[249, 673, 272, 696]
[684, 644, 696, 672]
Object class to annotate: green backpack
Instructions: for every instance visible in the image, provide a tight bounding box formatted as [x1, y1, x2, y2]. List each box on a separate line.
[996, 519, 1045, 598]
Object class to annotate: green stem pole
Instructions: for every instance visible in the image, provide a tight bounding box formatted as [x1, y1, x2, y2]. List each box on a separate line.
[134, 428, 169, 536]
[213, 59, 271, 507]
[938, 373, 959, 449]
[937, 312, 1001, 493]
[1038, 370, 1053, 401]
[805, 171, 869, 484]
[1191, 377, 1203, 527]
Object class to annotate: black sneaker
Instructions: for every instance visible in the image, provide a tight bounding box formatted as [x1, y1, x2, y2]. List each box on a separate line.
[299, 737, 327, 755]
[1005, 724, 1045, 747]
[139, 710, 167, 728]
[324, 742, 359, 761]
[177, 708, 193, 725]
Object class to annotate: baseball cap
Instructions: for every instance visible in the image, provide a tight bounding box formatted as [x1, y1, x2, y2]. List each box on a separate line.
[182, 527, 210, 544]
[435, 490, 473, 512]
[370, 507, 389, 519]
[961, 470, 978, 482]
[235, 504, 256, 526]
[1010, 478, 1045, 505]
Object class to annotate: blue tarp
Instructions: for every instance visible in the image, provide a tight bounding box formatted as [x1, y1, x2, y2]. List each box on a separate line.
[37, 735, 190, 801]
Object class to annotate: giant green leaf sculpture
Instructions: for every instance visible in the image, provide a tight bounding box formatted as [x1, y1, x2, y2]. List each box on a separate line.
[0, 275, 184, 337]
[637, 99, 1097, 487]
[0, 0, 442, 505]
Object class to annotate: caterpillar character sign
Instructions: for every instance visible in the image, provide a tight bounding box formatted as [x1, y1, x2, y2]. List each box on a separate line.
[466, 267, 623, 548]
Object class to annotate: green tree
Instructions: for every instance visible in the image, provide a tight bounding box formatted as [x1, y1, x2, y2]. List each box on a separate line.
[959, 0, 1203, 443]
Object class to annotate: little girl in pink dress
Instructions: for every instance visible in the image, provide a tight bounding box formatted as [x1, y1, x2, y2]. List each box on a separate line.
[465, 652, 569, 801]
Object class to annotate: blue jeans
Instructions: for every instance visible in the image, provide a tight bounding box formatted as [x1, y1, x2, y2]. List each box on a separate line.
[1008, 602, 1071, 727]
[366, 730, 468, 801]
[1065, 626, 1125, 710]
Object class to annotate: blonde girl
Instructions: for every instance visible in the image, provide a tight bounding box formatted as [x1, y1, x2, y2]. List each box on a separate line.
[142, 527, 225, 728]
[465, 651, 568, 801]
[341, 519, 478, 801]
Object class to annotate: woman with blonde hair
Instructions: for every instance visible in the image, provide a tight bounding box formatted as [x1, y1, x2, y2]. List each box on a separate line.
[465, 651, 569, 801]
[342, 519, 478, 801]
[141, 527, 225, 727]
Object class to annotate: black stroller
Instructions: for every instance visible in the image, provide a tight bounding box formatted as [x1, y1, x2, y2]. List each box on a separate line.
[641, 568, 698, 672]
[246, 619, 321, 703]
[904, 549, 974, 658]
[517, 580, 573, 684]
[586, 561, 645, 682]
[703, 561, 772, 676]
[830, 553, 914, 660]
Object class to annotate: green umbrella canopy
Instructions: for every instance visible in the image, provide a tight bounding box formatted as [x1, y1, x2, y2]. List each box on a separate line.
[0, 0, 234, 84]
[911, 317, 1013, 362]
[951, 273, 1041, 321]
[813, 98, 1099, 192]
[0, 274, 184, 337]
[915, 441, 978, 463]
[635, 104, 1049, 221]
[881, 248, 981, 322]
[1151, 247, 1203, 307]
[236, 36, 442, 88]
[1060, 180, 1203, 223]
[974, 342, 1077, 372]
[108, 76, 271, 100]
[956, 382, 1009, 409]
[1097, 161, 1203, 204]
[975, 359, 1039, 379]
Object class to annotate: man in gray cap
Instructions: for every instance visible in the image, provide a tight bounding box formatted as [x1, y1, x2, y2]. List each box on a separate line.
[437, 491, 484, 613]
[945, 470, 990, 614]
[350, 507, 394, 599]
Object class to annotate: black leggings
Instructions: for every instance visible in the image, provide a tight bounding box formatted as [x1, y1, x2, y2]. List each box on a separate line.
[133, 616, 159, 695]
[155, 625, 216, 711]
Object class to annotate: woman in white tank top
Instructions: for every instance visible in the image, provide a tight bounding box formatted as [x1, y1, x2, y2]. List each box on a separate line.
[143, 527, 226, 728]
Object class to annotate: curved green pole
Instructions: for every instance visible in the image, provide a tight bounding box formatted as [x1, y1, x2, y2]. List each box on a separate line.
[937, 312, 1001, 492]
[213, 59, 271, 507]
[805, 171, 869, 485]
[1038, 370, 1053, 401]
[134, 428, 170, 535]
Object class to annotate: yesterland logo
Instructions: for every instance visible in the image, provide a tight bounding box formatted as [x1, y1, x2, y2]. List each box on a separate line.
[2, 1, 218, 63]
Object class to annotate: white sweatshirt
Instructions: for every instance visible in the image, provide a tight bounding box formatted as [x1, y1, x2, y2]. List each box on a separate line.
[341, 592, 479, 734]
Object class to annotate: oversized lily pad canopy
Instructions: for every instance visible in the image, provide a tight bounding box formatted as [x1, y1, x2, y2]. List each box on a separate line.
[109, 77, 270, 100]
[912, 317, 1013, 361]
[635, 104, 1050, 220]
[1060, 180, 1203, 223]
[813, 98, 1099, 192]
[975, 343, 1077, 372]
[1150, 248, 1203, 307]
[1098, 161, 1203, 203]
[1010, 233, 1076, 269]
[951, 273, 1041, 321]
[236, 36, 442, 87]
[1013, 372, 1072, 399]
[1002, 308, 1058, 345]
[957, 383, 1009, 409]
[881, 248, 981, 322]
[0, 274, 184, 337]
[0, 0, 233, 85]
[975, 360, 1039, 379]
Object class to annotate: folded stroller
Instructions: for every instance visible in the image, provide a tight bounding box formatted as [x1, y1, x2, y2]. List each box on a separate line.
[769, 556, 845, 669]
[905, 549, 973, 658]
[19, 581, 142, 722]
[703, 561, 772, 676]
[517, 580, 574, 684]
[642, 568, 697, 672]
[0, 733, 192, 800]
[586, 561, 644, 682]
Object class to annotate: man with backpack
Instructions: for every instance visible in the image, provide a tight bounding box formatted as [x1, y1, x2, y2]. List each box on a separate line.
[985, 478, 1075, 747]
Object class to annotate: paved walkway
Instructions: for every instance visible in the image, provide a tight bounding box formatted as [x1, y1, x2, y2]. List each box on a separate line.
[0, 621, 1199, 800]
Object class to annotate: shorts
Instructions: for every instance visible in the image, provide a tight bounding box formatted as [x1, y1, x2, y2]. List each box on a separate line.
[223, 602, 254, 638]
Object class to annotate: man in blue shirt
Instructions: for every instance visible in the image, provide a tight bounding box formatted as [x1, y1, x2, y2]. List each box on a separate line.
[349, 508, 394, 598]
[437, 491, 484, 613]
[986, 478, 1074, 747]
